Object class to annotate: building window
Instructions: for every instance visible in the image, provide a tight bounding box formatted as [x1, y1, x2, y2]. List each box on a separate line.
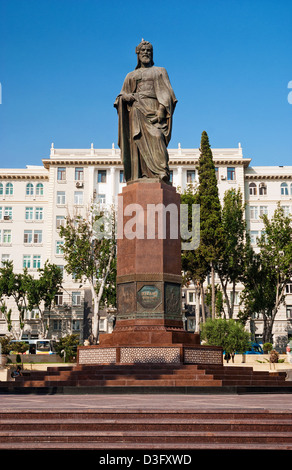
[36, 183, 44, 196]
[72, 291, 81, 306]
[250, 206, 258, 219]
[35, 207, 43, 220]
[286, 306, 292, 319]
[0, 183, 3, 195]
[54, 293, 63, 306]
[57, 191, 66, 205]
[4, 207, 12, 220]
[282, 206, 290, 217]
[99, 319, 105, 331]
[230, 291, 239, 305]
[169, 170, 173, 183]
[33, 255, 41, 269]
[75, 168, 84, 181]
[23, 255, 31, 269]
[34, 230, 42, 243]
[97, 194, 106, 205]
[24, 230, 32, 244]
[98, 170, 107, 183]
[227, 167, 236, 180]
[281, 182, 288, 195]
[5, 183, 13, 195]
[25, 207, 33, 220]
[72, 319, 81, 331]
[250, 230, 259, 245]
[259, 206, 268, 217]
[53, 320, 62, 331]
[56, 216, 66, 229]
[286, 284, 292, 294]
[259, 183, 267, 195]
[119, 170, 125, 183]
[187, 170, 196, 183]
[56, 265, 64, 275]
[1, 254, 10, 266]
[57, 167, 66, 181]
[26, 183, 34, 196]
[74, 191, 83, 205]
[188, 292, 195, 304]
[3, 230, 11, 244]
[56, 240, 64, 255]
[249, 182, 257, 195]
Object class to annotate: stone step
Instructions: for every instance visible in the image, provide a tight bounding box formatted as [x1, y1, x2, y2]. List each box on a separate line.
[3, 362, 292, 393]
[22, 370, 212, 380]
[0, 429, 292, 445]
[10, 378, 223, 387]
[1, 417, 292, 432]
[19, 372, 216, 382]
[1, 410, 292, 420]
[1, 409, 292, 449]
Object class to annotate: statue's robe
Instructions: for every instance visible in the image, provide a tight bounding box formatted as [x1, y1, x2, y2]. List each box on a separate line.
[114, 66, 177, 182]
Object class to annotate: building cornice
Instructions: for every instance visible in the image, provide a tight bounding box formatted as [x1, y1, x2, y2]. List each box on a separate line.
[42, 157, 251, 168]
[0, 174, 49, 180]
[245, 174, 292, 180]
[42, 159, 122, 168]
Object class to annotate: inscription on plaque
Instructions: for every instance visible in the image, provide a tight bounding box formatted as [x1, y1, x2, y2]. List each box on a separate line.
[137, 285, 161, 309]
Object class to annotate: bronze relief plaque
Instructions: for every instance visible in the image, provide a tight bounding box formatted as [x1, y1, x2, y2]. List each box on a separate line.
[117, 283, 136, 316]
[137, 285, 161, 309]
[164, 283, 181, 316]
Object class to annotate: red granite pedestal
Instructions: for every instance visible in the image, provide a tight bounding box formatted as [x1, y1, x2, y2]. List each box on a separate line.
[78, 179, 222, 366]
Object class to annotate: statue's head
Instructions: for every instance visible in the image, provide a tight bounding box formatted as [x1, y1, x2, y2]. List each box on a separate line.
[135, 40, 154, 69]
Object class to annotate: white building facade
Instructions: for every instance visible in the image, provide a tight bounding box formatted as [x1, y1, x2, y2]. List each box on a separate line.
[0, 143, 291, 349]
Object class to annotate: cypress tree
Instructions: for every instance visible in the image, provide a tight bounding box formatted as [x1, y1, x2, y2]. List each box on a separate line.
[197, 131, 223, 318]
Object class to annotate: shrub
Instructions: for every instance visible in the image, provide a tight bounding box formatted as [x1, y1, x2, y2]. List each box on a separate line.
[263, 342, 273, 353]
[54, 334, 80, 362]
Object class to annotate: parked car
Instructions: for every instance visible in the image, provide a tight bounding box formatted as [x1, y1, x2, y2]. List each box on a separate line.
[245, 342, 264, 354]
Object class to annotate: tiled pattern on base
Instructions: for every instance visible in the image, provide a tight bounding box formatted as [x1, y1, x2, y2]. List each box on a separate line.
[184, 348, 222, 365]
[77, 346, 223, 365]
[120, 347, 181, 364]
[78, 347, 116, 365]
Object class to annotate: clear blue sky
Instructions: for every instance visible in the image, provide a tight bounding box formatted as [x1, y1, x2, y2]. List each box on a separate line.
[0, 0, 291, 168]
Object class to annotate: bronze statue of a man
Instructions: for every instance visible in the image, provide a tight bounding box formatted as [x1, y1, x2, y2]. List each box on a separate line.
[114, 41, 177, 183]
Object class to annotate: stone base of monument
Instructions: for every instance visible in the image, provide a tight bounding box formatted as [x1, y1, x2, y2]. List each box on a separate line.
[77, 344, 223, 366]
[77, 179, 223, 368]
[77, 319, 223, 366]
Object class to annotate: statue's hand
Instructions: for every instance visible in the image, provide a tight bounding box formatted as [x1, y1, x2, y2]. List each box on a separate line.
[150, 114, 165, 124]
[122, 93, 136, 104]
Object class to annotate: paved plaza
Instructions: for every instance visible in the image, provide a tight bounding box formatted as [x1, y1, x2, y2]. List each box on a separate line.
[1, 393, 292, 412]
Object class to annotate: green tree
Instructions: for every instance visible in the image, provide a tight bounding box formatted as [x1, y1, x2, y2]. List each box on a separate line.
[26, 262, 63, 338]
[181, 184, 209, 329]
[0, 262, 31, 338]
[54, 334, 80, 362]
[239, 204, 292, 344]
[196, 131, 223, 318]
[0, 264, 13, 333]
[217, 188, 247, 318]
[205, 284, 225, 318]
[60, 204, 116, 344]
[200, 317, 250, 354]
[0, 335, 13, 355]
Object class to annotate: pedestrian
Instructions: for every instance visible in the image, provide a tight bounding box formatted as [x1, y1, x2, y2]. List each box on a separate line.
[11, 365, 22, 379]
[224, 352, 231, 363]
